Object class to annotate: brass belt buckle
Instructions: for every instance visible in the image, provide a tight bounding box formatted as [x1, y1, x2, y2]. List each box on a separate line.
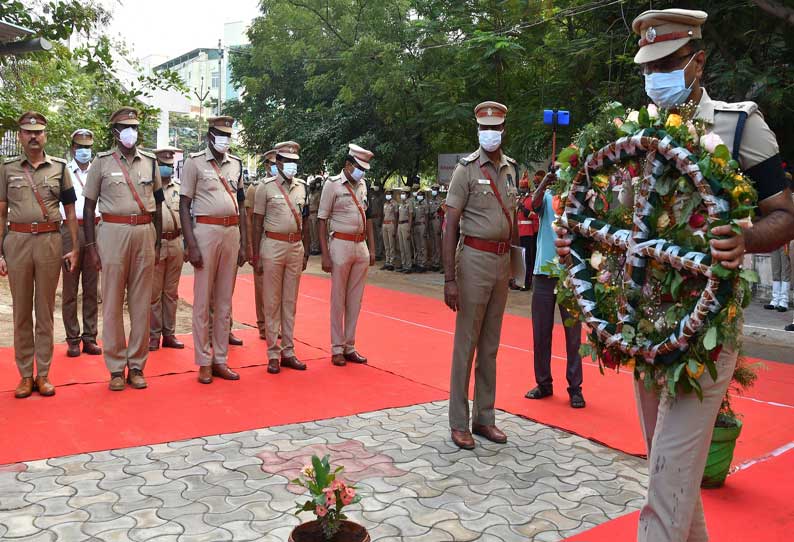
[30, 222, 40, 235]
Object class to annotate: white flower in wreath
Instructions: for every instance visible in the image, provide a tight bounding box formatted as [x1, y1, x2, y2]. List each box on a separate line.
[686, 121, 699, 145]
[701, 132, 725, 154]
[657, 211, 671, 229]
[647, 104, 659, 119]
[626, 110, 640, 123]
[590, 250, 605, 270]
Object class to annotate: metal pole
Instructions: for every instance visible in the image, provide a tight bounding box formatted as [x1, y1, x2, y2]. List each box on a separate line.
[217, 39, 223, 116]
[194, 76, 210, 144]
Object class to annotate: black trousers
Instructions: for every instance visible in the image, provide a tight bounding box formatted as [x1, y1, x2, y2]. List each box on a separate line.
[519, 235, 536, 289]
[531, 275, 583, 394]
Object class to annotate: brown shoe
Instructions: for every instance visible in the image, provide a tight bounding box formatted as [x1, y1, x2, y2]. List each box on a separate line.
[472, 423, 507, 444]
[148, 337, 160, 351]
[162, 335, 184, 349]
[14, 377, 34, 399]
[127, 368, 147, 389]
[267, 359, 281, 374]
[451, 429, 475, 450]
[198, 366, 213, 384]
[212, 364, 240, 380]
[66, 342, 81, 358]
[34, 376, 56, 397]
[331, 354, 346, 367]
[228, 333, 243, 346]
[258, 330, 267, 340]
[281, 356, 306, 371]
[82, 340, 102, 355]
[109, 373, 126, 391]
[343, 351, 367, 364]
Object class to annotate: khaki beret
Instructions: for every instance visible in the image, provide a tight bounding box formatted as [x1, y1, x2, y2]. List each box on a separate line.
[474, 101, 508, 126]
[154, 146, 183, 165]
[632, 9, 707, 64]
[18, 111, 47, 132]
[348, 143, 374, 171]
[274, 141, 300, 160]
[208, 116, 234, 134]
[109, 107, 140, 126]
[70, 129, 94, 145]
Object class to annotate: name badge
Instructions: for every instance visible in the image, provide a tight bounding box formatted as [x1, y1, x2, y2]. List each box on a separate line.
[110, 172, 123, 177]
[273, 194, 285, 199]
[477, 179, 490, 185]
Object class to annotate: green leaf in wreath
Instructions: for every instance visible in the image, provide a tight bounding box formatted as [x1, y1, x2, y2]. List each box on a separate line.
[706, 358, 718, 381]
[556, 147, 578, 167]
[671, 272, 684, 299]
[638, 107, 650, 127]
[713, 144, 731, 163]
[622, 325, 636, 342]
[739, 269, 759, 283]
[703, 327, 718, 351]
[655, 176, 672, 196]
[579, 343, 593, 357]
[689, 375, 704, 401]
[711, 264, 732, 280]
[670, 363, 686, 396]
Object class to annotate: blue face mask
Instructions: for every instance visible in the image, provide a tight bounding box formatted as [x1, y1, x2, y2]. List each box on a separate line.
[644, 54, 696, 109]
[159, 165, 174, 178]
[270, 164, 278, 176]
[74, 148, 92, 164]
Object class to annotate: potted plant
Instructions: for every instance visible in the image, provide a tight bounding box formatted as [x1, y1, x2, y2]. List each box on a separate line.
[289, 454, 369, 542]
[701, 357, 760, 488]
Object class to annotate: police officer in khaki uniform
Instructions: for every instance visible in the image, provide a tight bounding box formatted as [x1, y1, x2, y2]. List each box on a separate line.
[380, 187, 398, 270]
[0, 112, 79, 398]
[252, 141, 310, 374]
[308, 176, 323, 255]
[396, 186, 414, 273]
[83, 107, 163, 391]
[412, 188, 429, 272]
[61, 128, 102, 357]
[444, 101, 518, 450]
[369, 181, 385, 260]
[180, 116, 247, 384]
[318, 144, 375, 366]
[555, 10, 794, 541]
[428, 185, 444, 272]
[149, 147, 185, 351]
[246, 149, 277, 340]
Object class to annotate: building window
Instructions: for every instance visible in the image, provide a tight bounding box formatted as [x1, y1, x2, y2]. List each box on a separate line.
[211, 71, 220, 89]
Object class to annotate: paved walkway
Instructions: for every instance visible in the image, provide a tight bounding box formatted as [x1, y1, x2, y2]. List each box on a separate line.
[0, 402, 648, 542]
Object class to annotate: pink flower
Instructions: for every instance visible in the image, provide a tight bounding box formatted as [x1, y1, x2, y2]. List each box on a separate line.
[324, 489, 335, 507]
[701, 132, 725, 154]
[341, 487, 356, 506]
[316, 505, 328, 517]
[330, 480, 344, 492]
[688, 213, 706, 229]
[647, 104, 659, 119]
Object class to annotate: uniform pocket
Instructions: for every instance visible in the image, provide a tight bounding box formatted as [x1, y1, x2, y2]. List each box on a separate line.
[7, 179, 29, 203]
[139, 178, 154, 197]
[45, 178, 61, 199]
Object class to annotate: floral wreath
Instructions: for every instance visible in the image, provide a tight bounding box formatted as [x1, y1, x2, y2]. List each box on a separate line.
[549, 102, 758, 398]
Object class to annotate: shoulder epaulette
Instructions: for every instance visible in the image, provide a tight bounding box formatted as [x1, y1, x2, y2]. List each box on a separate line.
[714, 101, 758, 116]
[328, 174, 342, 183]
[263, 176, 278, 184]
[229, 154, 243, 162]
[294, 177, 307, 185]
[3, 155, 20, 164]
[96, 150, 114, 158]
[50, 156, 67, 165]
[458, 150, 479, 166]
[189, 151, 205, 158]
[139, 150, 156, 159]
[505, 155, 517, 165]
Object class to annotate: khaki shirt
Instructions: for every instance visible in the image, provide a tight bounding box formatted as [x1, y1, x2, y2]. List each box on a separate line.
[180, 148, 243, 217]
[244, 181, 259, 211]
[383, 200, 397, 222]
[84, 148, 162, 214]
[162, 180, 181, 232]
[0, 153, 72, 223]
[398, 199, 413, 223]
[446, 148, 518, 241]
[413, 200, 429, 225]
[253, 174, 307, 235]
[317, 172, 368, 235]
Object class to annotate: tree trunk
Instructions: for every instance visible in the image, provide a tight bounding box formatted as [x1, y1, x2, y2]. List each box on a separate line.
[751, 0, 794, 25]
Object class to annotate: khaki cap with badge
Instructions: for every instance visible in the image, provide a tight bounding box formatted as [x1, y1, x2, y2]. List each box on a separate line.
[348, 143, 374, 170]
[18, 111, 48, 131]
[109, 107, 140, 126]
[632, 9, 707, 64]
[274, 141, 301, 160]
[71, 129, 94, 145]
[263, 149, 277, 163]
[474, 101, 508, 126]
[154, 146, 183, 165]
[208, 116, 234, 134]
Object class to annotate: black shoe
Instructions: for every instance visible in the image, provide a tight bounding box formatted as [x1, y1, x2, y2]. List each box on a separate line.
[416, 266, 426, 273]
[385, 264, 394, 271]
[786, 323, 794, 332]
[525, 386, 553, 399]
[569, 391, 586, 409]
[777, 305, 789, 313]
[764, 302, 777, 310]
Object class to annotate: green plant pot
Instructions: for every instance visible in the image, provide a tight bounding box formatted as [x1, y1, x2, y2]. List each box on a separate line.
[701, 419, 743, 489]
[288, 520, 370, 542]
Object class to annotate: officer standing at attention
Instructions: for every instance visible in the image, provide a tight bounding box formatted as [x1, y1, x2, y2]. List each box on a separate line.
[318, 144, 376, 366]
[444, 101, 518, 450]
[180, 116, 247, 384]
[62, 128, 102, 357]
[397, 186, 414, 273]
[247, 149, 277, 340]
[369, 180, 385, 261]
[0, 112, 79, 398]
[428, 185, 444, 272]
[149, 147, 185, 351]
[412, 188, 430, 273]
[83, 107, 163, 391]
[555, 9, 794, 541]
[380, 187, 398, 271]
[253, 141, 310, 374]
[308, 175, 322, 255]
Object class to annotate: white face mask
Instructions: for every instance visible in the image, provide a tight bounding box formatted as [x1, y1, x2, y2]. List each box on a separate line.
[282, 162, 298, 179]
[400, 194, 407, 201]
[417, 195, 424, 202]
[385, 194, 392, 201]
[431, 190, 438, 196]
[269, 164, 278, 176]
[351, 167, 365, 182]
[118, 127, 138, 149]
[212, 134, 230, 153]
[478, 129, 502, 152]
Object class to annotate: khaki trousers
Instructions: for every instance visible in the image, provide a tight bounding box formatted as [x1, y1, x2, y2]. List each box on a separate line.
[97, 222, 155, 373]
[261, 237, 304, 360]
[254, 268, 266, 335]
[635, 347, 738, 542]
[431, 219, 443, 267]
[150, 237, 183, 340]
[382, 223, 396, 266]
[192, 222, 240, 366]
[61, 224, 99, 344]
[329, 237, 369, 355]
[398, 224, 413, 269]
[449, 243, 510, 431]
[373, 217, 384, 259]
[4, 231, 62, 378]
[413, 223, 427, 266]
[309, 214, 320, 253]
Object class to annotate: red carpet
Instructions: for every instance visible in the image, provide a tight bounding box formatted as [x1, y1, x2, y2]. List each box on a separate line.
[565, 447, 794, 542]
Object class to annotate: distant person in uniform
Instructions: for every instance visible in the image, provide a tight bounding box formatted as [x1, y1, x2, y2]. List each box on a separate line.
[0, 112, 79, 398]
[396, 186, 414, 273]
[308, 175, 323, 255]
[253, 141, 310, 374]
[83, 107, 163, 391]
[556, 9, 794, 541]
[369, 180, 385, 261]
[443, 101, 518, 450]
[412, 188, 429, 273]
[428, 185, 444, 272]
[247, 149, 277, 340]
[180, 116, 247, 385]
[318, 144, 376, 366]
[61, 128, 102, 357]
[380, 186, 398, 271]
[149, 147, 185, 351]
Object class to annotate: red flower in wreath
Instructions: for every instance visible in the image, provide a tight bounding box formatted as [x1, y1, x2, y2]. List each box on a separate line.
[688, 213, 706, 229]
[602, 350, 619, 369]
[709, 345, 723, 362]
